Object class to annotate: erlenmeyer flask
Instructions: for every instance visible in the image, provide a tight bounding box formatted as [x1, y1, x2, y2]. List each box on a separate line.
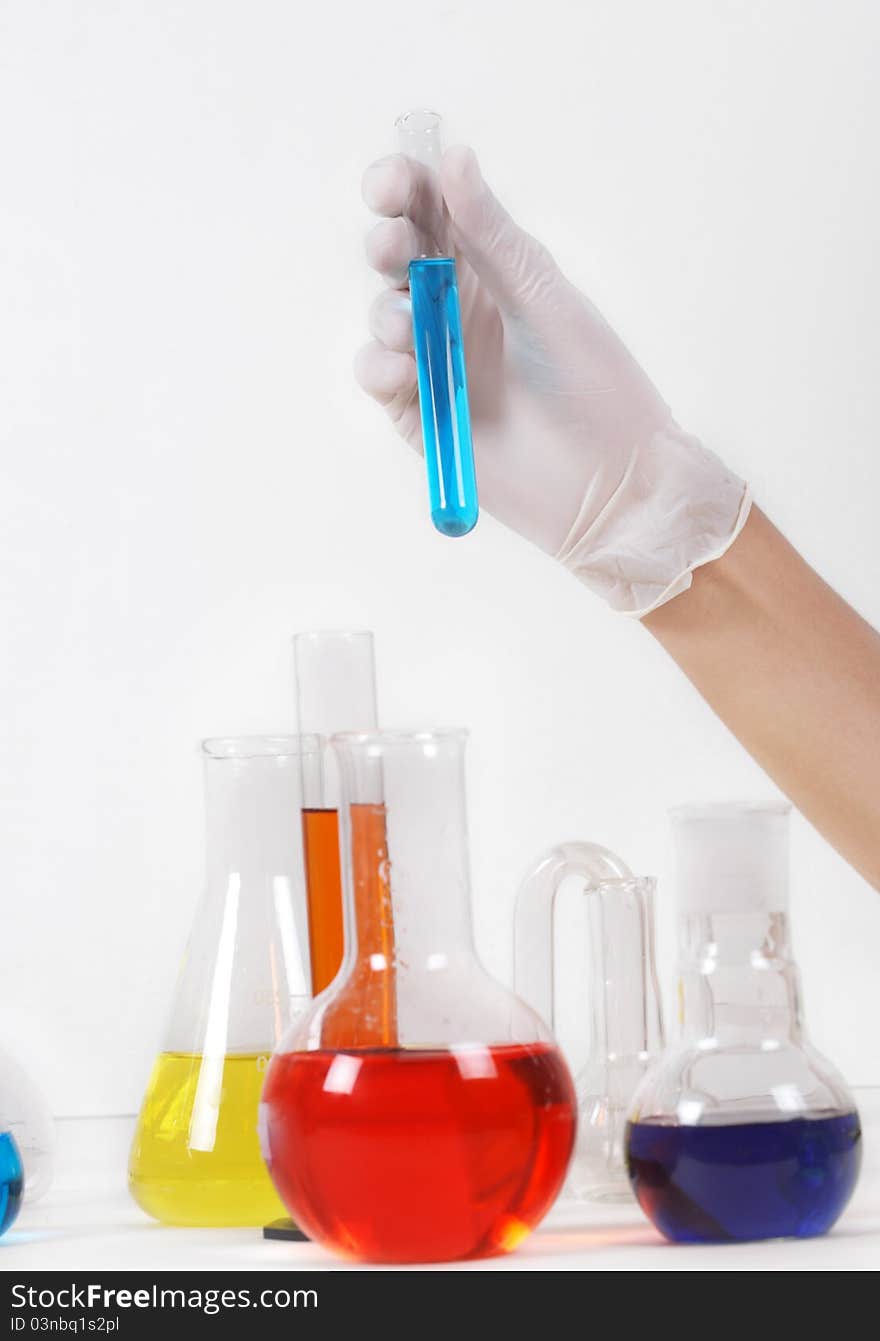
[514, 843, 664, 1202]
[293, 630, 379, 997]
[626, 802, 862, 1243]
[261, 730, 577, 1264]
[0, 1043, 54, 1204]
[129, 735, 318, 1226]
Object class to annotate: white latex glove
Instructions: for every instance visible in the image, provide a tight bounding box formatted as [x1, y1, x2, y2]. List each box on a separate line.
[356, 146, 751, 616]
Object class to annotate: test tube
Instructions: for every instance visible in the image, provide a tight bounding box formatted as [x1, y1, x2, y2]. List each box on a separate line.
[293, 631, 379, 995]
[396, 110, 479, 539]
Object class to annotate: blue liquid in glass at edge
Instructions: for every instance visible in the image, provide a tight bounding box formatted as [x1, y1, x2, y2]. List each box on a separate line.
[0, 1130, 24, 1237]
[626, 1112, 862, 1243]
[409, 257, 478, 538]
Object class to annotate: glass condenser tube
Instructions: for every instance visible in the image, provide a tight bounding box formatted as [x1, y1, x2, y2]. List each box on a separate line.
[396, 110, 478, 539]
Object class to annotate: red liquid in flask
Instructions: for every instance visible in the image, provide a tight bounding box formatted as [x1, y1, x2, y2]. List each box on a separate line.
[262, 1042, 575, 1263]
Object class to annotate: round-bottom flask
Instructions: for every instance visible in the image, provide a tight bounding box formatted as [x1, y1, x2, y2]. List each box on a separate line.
[0, 1046, 54, 1204]
[626, 803, 861, 1243]
[261, 731, 577, 1264]
[0, 1126, 23, 1237]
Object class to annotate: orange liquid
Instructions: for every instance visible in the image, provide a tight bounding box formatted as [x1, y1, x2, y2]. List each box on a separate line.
[301, 808, 344, 995]
[263, 1042, 576, 1263]
[301, 804, 398, 1048]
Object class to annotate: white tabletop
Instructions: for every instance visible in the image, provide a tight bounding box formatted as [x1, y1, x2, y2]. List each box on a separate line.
[4, 1104, 879, 1273]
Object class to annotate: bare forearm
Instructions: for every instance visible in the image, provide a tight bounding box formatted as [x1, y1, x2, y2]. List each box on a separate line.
[644, 507, 880, 889]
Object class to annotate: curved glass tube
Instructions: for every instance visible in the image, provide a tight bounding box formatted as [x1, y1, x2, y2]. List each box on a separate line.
[514, 842, 664, 1202]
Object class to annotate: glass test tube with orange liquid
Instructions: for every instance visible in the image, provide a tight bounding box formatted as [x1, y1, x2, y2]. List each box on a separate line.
[294, 631, 397, 1046]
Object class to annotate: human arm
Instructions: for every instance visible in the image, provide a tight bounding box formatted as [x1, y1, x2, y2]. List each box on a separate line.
[645, 506, 880, 889]
[357, 144, 880, 887]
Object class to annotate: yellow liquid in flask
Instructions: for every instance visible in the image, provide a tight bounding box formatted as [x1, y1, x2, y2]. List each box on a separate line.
[128, 1052, 285, 1226]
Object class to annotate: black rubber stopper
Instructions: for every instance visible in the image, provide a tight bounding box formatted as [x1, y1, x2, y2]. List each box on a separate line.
[263, 1218, 310, 1242]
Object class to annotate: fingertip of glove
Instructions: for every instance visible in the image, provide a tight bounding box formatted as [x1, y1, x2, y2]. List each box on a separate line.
[362, 154, 408, 214]
[440, 145, 482, 215]
[353, 342, 415, 399]
[352, 342, 377, 390]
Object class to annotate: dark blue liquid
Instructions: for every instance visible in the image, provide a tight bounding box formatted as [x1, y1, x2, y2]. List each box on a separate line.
[409, 257, 478, 538]
[0, 1130, 24, 1237]
[626, 1112, 861, 1243]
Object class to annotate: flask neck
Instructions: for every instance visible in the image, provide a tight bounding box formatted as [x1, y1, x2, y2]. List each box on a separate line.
[343, 802, 477, 972]
[333, 733, 478, 972]
[203, 753, 301, 884]
[677, 910, 805, 1045]
[319, 731, 479, 1052]
[164, 743, 312, 1057]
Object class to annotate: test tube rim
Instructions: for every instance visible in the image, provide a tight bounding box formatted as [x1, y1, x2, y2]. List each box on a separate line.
[395, 108, 443, 137]
[331, 726, 468, 750]
[293, 628, 375, 644]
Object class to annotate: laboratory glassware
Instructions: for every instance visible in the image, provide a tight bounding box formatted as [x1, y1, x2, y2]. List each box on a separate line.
[626, 802, 862, 1243]
[0, 1132, 22, 1237]
[261, 730, 577, 1263]
[397, 110, 478, 538]
[0, 1084, 24, 1237]
[514, 843, 664, 1202]
[0, 1043, 54, 1203]
[129, 735, 318, 1227]
[293, 630, 379, 996]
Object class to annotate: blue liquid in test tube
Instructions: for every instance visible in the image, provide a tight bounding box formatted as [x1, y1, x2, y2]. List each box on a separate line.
[409, 256, 477, 537]
[397, 110, 479, 538]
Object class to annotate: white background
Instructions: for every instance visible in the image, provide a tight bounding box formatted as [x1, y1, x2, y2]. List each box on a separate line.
[1, 0, 878, 1118]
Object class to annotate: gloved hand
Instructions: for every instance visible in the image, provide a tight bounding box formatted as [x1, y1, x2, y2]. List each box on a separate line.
[356, 145, 750, 616]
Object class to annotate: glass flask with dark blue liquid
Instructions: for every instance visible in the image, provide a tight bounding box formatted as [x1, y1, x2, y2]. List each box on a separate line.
[626, 803, 861, 1244]
[396, 111, 478, 538]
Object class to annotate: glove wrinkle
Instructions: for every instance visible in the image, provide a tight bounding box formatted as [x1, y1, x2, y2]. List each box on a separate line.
[557, 425, 751, 617]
